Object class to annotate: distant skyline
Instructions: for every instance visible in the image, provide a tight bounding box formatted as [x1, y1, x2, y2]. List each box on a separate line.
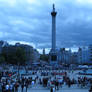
[0, 0, 92, 53]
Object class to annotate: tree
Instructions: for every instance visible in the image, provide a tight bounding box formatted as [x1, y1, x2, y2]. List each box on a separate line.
[16, 47, 26, 65]
[0, 56, 5, 64]
[2, 46, 27, 65]
[40, 54, 49, 62]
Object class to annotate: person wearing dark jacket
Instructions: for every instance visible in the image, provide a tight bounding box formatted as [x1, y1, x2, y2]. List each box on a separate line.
[89, 86, 92, 92]
[21, 83, 24, 92]
[50, 86, 53, 92]
[55, 80, 59, 90]
[2, 83, 5, 92]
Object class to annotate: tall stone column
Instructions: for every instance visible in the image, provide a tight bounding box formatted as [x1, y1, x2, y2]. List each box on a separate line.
[49, 4, 58, 66]
[51, 4, 57, 52]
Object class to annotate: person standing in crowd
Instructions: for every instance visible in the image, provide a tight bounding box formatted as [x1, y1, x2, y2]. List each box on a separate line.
[5, 83, 9, 92]
[2, 83, 5, 92]
[25, 82, 28, 92]
[21, 77, 25, 85]
[21, 83, 24, 92]
[68, 79, 71, 88]
[55, 80, 59, 90]
[14, 82, 19, 92]
[31, 80, 35, 87]
[50, 86, 55, 92]
[9, 83, 14, 92]
[89, 86, 92, 92]
[50, 86, 53, 92]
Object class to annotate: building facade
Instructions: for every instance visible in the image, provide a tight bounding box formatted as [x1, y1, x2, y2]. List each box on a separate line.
[77, 47, 89, 64]
[88, 45, 92, 63]
[59, 48, 72, 64]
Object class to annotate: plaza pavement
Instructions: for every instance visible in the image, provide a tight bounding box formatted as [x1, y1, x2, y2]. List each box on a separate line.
[18, 83, 89, 92]
[10, 70, 91, 92]
[17, 70, 90, 92]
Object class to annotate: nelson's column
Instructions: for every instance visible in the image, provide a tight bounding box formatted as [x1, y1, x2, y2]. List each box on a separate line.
[49, 4, 58, 65]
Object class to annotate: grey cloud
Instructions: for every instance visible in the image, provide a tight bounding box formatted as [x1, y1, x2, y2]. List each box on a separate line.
[0, 0, 92, 50]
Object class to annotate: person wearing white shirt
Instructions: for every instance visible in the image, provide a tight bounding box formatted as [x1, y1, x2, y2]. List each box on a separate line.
[5, 84, 9, 92]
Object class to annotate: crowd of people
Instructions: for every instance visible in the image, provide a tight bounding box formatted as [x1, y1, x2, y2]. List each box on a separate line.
[0, 69, 92, 92]
[1, 75, 38, 92]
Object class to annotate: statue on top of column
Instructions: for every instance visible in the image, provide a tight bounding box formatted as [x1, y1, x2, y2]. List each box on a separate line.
[53, 4, 55, 11]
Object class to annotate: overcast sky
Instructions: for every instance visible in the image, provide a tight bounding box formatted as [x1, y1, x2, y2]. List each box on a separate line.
[0, 0, 92, 53]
